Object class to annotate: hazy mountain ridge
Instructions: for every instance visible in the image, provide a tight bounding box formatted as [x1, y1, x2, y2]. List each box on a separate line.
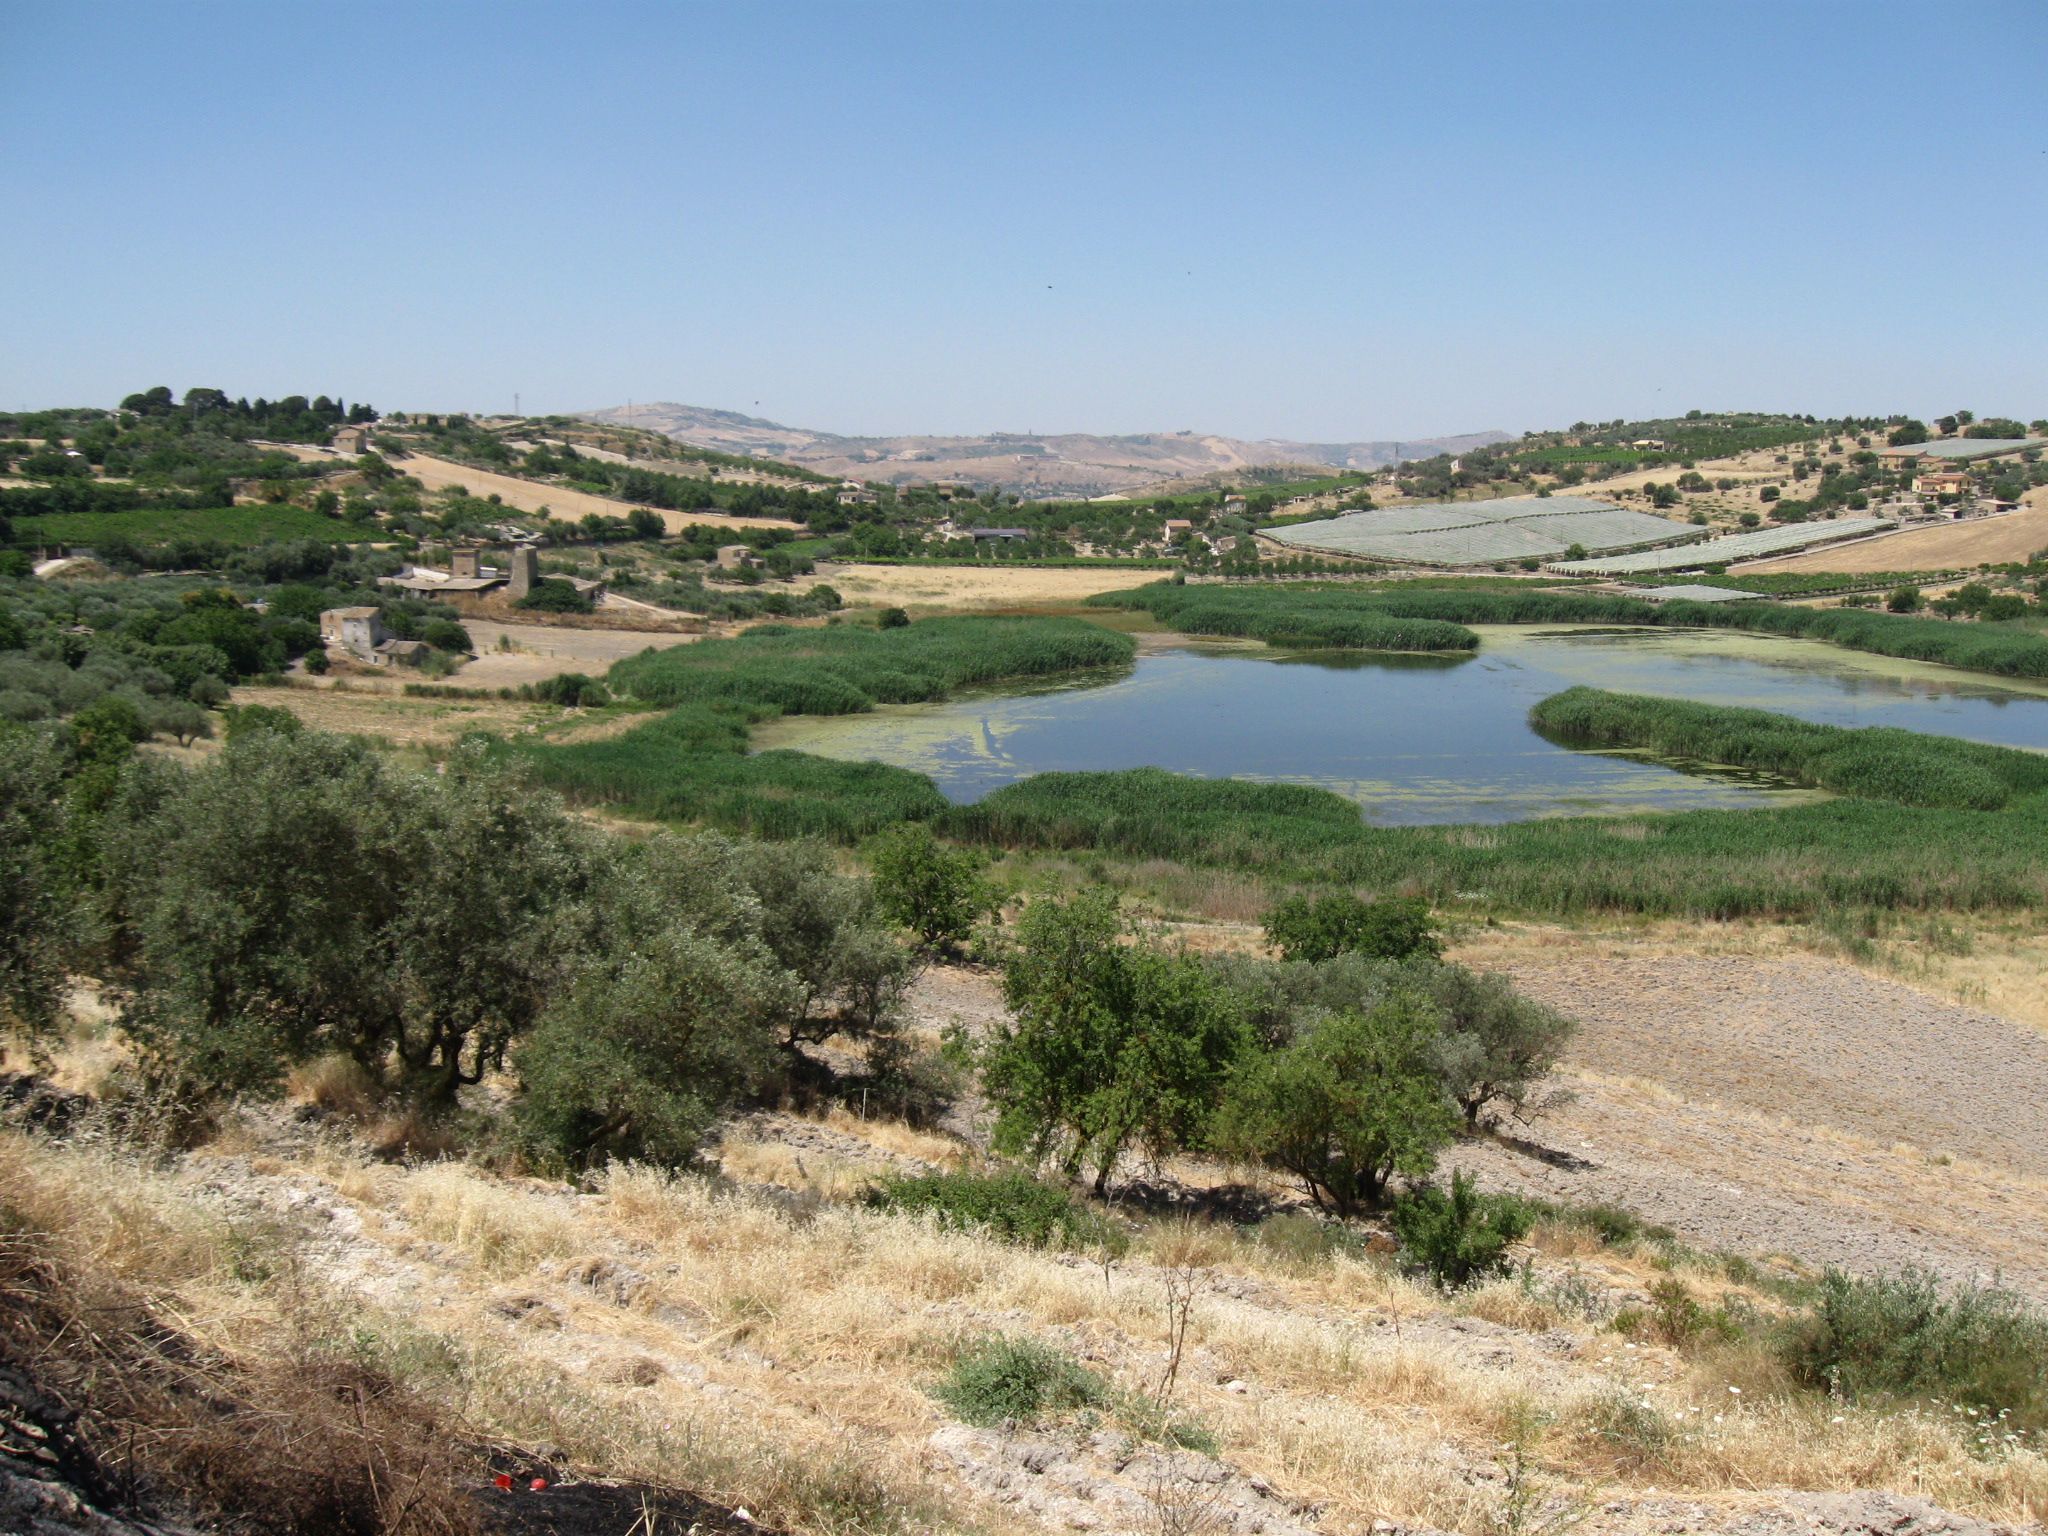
[580, 401, 1509, 497]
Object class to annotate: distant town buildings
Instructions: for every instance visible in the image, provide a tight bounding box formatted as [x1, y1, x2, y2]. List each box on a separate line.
[331, 425, 371, 456]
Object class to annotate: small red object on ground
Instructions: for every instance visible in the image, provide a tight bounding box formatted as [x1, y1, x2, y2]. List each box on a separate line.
[493, 1474, 513, 1489]
[529, 1478, 549, 1492]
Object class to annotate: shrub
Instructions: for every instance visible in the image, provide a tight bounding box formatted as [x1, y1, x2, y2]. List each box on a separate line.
[877, 606, 911, 628]
[932, 1336, 1106, 1428]
[514, 578, 594, 613]
[1612, 1277, 1753, 1349]
[1779, 1268, 2048, 1433]
[867, 1169, 1104, 1248]
[532, 672, 610, 708]
[1887, 585, 1923, 613]
[219, 702, 303, 742]
[1263, 892, 1441, 964]
[1391, 1170, 1533, 1288]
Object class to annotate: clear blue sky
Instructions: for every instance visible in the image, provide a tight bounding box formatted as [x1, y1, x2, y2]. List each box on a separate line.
[5, 1, 2045, 441]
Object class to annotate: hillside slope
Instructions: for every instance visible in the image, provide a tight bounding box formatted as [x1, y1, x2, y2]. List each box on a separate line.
[580, 402, 1508, 497]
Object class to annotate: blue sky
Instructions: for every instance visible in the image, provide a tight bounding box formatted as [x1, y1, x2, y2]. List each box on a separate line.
[4, 1, 2045, 440]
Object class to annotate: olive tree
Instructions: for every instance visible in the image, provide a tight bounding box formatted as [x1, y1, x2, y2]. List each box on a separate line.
[0, 730, 70, 1058]
[1414, 964, 1576, 1125]
[514, 923, 794, 1168]
[103, 732, 597, 1102]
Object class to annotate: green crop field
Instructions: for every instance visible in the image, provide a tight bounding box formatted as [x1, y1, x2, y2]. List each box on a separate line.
[14, 503, 366, 548]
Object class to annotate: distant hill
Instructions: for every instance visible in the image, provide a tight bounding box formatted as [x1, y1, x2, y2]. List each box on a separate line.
[578, 402, 1509, 498]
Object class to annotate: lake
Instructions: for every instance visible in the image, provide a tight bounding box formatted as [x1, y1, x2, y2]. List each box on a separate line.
[751, 625, 2048, 824]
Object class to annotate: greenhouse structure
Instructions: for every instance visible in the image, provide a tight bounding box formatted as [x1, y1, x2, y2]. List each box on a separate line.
[1259, 495, 1695, 566]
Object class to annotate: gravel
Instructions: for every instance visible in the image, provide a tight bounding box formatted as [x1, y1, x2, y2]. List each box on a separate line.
[1447, 955, 2048, 1295]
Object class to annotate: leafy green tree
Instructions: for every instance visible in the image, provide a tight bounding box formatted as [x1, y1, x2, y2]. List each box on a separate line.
[1562, 543, 1587, 561]
[1264, 892, 1441, 965]
[1888, 421, 1929, 447]
[220, 703, 302, 742]
[877, 607, 911, 628]
[985, 891, 1250, 1191]
[68, 695, 149, 766]
[1215, 995, 1457, 1215]
[1888, 585, 1924, 613]
[514, 923, 790, 1168]
[1390, 1170, 1532, 1288]
[865, 822, 992, 951]
[420, 618, 472, 653]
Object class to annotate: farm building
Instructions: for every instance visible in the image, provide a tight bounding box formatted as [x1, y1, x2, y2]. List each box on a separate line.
[321, 606, 389, 662]
[1259, 495, 1694, 567]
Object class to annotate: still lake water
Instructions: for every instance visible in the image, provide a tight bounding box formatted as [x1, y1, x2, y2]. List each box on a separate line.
[753, 625, 2048, 825]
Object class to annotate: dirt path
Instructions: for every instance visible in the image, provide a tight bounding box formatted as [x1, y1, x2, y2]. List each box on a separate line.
[452, 619, 686, 688]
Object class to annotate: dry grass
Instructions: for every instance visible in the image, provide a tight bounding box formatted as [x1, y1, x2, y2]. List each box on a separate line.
[813, 1105, 968, 1167]
[6, 1112, 2048, 1533]
[715, 1136, 883, 1201]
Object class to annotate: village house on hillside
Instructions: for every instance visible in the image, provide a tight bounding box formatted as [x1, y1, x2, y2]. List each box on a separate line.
[319, 606, 429, 667]
[378, 545, 602, 603]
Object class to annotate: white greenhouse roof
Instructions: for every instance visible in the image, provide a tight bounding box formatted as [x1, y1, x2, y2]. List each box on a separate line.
[1631, 585, 1768, 603]
[1262, 495, 1694, 567]
[1882, 438, 2045, 462]
[1551, 517, 1896, 575]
